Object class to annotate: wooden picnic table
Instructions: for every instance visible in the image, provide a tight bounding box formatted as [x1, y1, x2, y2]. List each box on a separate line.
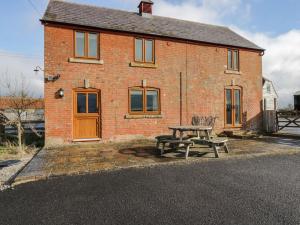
[168, 125, 213, 141]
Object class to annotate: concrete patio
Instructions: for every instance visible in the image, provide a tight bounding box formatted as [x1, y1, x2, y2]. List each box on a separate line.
[14, 136, 300, 185]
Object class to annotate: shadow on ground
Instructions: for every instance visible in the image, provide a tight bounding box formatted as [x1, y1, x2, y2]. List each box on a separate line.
[13, 135, 300, 185]
[118, 145, 215, 160]
[0, 160, 20, 169]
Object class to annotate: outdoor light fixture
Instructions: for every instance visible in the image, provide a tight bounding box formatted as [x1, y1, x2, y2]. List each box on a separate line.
[34, 66, 44, 73]
[58, 88, 64, 98]
[34, 65, 61, 82]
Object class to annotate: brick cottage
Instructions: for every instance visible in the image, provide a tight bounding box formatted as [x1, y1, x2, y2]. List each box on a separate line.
[42, 0, 264, 145]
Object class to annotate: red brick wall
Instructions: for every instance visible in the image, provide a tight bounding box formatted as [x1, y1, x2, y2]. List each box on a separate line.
[44, 24, 263, 145]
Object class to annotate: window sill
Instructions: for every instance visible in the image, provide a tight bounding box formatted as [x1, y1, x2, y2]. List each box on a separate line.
[224, 70, 242, 75]
[130, 62, 158, 68]
[69, 58, 104, 65]
[125, 114, 163, 119]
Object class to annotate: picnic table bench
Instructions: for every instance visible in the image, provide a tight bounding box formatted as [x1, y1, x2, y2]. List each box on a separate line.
[209, 138, 229, 158]
[159, 139, 194, 159]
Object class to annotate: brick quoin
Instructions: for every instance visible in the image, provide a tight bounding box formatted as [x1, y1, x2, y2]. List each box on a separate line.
[44, 24, 263, 146]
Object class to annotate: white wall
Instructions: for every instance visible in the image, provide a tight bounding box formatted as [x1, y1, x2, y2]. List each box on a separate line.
[263, 80, 278, 110]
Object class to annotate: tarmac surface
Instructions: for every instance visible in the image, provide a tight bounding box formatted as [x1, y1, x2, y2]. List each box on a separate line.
[1, 152, 300, 225]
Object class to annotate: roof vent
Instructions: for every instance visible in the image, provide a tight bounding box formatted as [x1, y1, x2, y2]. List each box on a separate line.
[138, 0, 153, 17]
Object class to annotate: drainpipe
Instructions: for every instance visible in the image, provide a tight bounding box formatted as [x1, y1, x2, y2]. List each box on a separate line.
[185, 40, 188, 125]
[180, 72, 183, 126]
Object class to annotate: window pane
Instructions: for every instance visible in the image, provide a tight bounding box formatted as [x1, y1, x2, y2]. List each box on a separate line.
[77, 93, 86, 113]
[234, 90, 241, 124]
[88, 93, 98, 113]
[233, 50, 239, 70]
[130, 90, 143, 112]
[88, 33, 98, 58]
[267, 84, 271, 93]
[147, 90, 158, 111]
[226, 89, 232, 125]
[145, 40, 153, 62]
[227, 50, 232, 69]
[135, 39, 143, 61]
[76, 32, 85, 57]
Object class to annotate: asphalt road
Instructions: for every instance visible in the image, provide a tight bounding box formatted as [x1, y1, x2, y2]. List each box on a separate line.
[1, 153, 300, 225]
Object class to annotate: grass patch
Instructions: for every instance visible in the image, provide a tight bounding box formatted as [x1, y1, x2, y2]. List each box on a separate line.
[0, 133, 43, 160]
[0, 145, 18, 158]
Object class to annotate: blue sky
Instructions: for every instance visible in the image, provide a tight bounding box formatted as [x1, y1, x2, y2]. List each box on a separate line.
[0, 0, 299, 106]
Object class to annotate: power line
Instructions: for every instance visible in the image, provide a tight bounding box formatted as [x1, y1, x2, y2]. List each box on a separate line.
[27, 0, 42, 17]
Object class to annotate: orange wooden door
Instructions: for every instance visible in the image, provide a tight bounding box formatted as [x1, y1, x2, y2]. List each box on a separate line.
[74, 90, 100, 140]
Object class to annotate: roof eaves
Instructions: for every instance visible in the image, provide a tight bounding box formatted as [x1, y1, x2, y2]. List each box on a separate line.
[41, 19, 264, 51]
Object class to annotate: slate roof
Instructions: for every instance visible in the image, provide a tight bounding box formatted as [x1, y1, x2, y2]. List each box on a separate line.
[42, 0, 264, 51]
[263, 77, 271, 84]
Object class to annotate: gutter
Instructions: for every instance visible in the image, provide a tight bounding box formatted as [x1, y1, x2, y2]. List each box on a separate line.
[40, 19, 265, 53]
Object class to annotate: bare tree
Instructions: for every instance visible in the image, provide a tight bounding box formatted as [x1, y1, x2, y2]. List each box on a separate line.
[0, 73, 42, 152]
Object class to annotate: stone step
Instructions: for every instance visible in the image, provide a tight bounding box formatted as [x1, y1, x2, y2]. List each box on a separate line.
[221, 130, 260, 139]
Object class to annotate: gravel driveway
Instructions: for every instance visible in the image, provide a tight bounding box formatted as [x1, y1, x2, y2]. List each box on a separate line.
[0, 156, 33, 190]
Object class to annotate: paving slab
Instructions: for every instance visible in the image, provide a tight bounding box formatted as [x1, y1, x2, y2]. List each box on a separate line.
[14, 136, 300, 185]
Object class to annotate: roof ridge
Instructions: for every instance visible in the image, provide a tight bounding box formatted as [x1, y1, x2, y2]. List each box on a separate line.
[43, 0, 264, 51]
[49, 0, 228, 30]
[50, 0, 137, 15]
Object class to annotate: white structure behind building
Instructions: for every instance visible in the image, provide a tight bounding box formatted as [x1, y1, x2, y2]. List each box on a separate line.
[263, 77, 278, 111]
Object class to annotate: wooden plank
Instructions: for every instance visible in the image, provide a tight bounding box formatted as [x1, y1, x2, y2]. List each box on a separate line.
[276, 110, 300, 131]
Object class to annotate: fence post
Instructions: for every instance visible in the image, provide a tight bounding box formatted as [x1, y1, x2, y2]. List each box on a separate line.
[0, 124, 4, 143]
[263, 110, 277, 133]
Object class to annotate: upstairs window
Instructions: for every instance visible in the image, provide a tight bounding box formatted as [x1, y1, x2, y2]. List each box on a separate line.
[266, 84, 271, 93]
[227, 49, 239, 71]
[75, 31, 99, 59]
[135, 38, 155, 63]
[129, 87, 160, 114]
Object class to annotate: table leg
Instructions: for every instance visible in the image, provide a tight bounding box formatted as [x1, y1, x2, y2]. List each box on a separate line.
[197, 131, 200, 139]
[224, 143, 229, 153]
[205, 130, 210, 140]
[213, 144, 220, 158]
[179, 131, 183, 141]
[172, 129, 177, 139]
[185, 144, 190, 160]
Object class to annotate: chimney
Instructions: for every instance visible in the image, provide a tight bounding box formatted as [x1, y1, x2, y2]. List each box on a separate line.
[138, 0, 153, 17]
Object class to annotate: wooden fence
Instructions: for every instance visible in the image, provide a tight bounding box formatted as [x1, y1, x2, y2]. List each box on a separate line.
[263, 110, 277, 133]
[4, 120, 44, 135]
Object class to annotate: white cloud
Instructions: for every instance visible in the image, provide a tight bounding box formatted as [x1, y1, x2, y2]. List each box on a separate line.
[227, 28, 300, 107]
[152, 0, 299, 107]
[0, 50, 44, 98]
[154, 0, 242, 24]
[3, 0, 297, 107]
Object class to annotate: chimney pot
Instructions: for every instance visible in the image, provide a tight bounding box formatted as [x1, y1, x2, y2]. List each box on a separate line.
[138, 0, 153, 16]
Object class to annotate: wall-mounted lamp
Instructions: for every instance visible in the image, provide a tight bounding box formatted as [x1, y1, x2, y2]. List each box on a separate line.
[34, 65, 61, 82]
[58, 88, 64, 98]
[34, 66, 44, 73]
